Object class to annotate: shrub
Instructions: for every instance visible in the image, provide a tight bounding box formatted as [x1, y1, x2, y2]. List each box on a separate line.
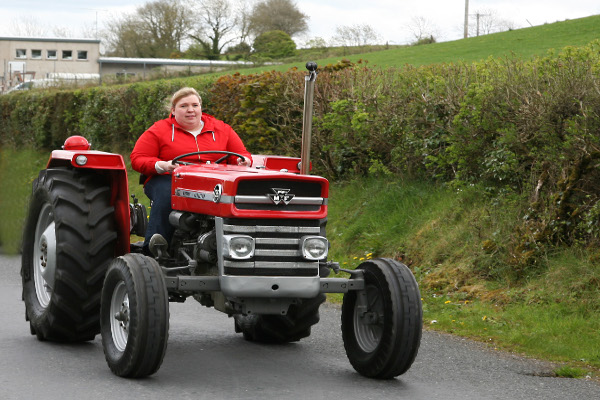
[252, 30, 297, 59]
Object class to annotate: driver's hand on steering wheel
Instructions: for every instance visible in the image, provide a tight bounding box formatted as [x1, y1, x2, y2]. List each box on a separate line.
[156, 160, 177, 174]
[237, 157, 251, 167]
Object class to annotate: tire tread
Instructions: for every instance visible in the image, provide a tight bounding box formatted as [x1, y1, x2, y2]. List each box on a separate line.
[341, 258, 422, 379]
[21, 168, 117, 342]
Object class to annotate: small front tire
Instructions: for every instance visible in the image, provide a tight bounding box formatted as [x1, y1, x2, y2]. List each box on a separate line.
[100, 254, 169, 378]
[341, 258, 422, 379]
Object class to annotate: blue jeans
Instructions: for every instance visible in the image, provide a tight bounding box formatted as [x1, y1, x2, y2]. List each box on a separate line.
[143, 174, 174, 248]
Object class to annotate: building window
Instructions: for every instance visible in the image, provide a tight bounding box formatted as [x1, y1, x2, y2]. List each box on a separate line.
[62, 50, 73, 60]
[77, 50, 88, 60]
[31, 50, 42, 59]
[16, 49, 26, 59]
[47, 50, 57, 59]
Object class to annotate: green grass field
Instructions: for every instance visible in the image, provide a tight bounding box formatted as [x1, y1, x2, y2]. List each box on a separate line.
[217, 14, 600, 76]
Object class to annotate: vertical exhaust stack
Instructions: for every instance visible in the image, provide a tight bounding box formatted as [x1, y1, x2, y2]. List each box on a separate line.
[300, 62, 318, 175]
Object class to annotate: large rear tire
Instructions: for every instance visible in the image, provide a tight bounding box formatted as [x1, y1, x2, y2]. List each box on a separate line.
[234, 293, 326, 343]
[21, 168, 117, 342]
[100, 253, 169, 378]
[341, 258, 422, 379]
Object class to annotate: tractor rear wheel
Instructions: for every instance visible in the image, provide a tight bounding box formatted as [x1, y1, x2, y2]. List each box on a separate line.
[234, 293, 326, 343]
[341, 258, 422, 379]
[21, 168, 116, 342]
[100, 253, 169, 378]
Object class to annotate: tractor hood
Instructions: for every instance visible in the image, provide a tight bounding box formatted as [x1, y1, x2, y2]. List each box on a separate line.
[171, 161, 328, 220]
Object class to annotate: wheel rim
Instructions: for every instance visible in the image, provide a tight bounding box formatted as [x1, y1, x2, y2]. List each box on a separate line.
[353, 284, 384, 353]
[33, 203, 56, 309]
[110, 281, 129, 352]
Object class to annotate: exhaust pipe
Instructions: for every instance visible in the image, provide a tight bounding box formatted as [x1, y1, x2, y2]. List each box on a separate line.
[300, 62, 318, 175]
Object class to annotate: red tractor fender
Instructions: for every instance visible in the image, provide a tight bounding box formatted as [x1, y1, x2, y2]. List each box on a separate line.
[250, 155, 311, 173]
[46, 136, 131, 256]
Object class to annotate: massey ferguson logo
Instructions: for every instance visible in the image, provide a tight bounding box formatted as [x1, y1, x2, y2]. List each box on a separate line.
[269, 188, 295, 205]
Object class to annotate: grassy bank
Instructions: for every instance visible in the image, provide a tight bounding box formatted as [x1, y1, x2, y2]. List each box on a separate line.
[0, 148, 47, 253]
[326, 177, 600, 378]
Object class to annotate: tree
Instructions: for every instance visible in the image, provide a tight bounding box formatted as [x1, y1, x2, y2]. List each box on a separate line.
[52, 26, 76, 39]
[249, 0, 308, 38]
[332, 24, 380, 47]
[471, 9, 517, 36]
[235, 0, 254, 46]
[225, 42, 252, 60]
[190, 0, 239, 60]
[9, 15, 94, 39]
[104, 15, 152, 57]
[103, 0, 195, 58]
[10, 16, 50, 37]
[138, 0, 194, 54]
[304, 37, 327, 49]
[252, 30, 296, 59]
[407, 16, 438, 43]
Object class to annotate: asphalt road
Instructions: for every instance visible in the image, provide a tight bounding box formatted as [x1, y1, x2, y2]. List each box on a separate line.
[1, 254, 599, 400]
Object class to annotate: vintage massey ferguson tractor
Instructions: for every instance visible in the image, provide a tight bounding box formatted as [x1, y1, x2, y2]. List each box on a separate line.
[20, 63, 422, 379]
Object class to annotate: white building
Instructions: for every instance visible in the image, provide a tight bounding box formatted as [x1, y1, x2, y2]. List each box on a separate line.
[98, 57, 254, 80]
[1, 36, 258, 93]
[0, 36, 101, 92]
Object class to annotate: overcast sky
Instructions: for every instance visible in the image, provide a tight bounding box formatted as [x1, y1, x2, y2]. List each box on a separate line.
[0, 0, 599, 46]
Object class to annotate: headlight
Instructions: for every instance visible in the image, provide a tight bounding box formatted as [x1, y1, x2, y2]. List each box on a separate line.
[75, 155, 88, 166]
[301, 236, 328, 260]
[222, 235, 255, 259]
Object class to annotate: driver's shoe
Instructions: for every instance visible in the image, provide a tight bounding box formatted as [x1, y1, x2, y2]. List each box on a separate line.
[148, 233, 170, 258]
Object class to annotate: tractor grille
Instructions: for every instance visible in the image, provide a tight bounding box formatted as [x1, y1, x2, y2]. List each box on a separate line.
[220, 218, 325, 277]
[234, 180, 324, 212]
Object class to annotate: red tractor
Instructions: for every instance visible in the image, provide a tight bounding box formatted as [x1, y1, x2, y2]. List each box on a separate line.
[20, 63, 422, 379]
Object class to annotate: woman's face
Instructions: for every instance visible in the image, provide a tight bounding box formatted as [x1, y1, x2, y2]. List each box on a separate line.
[172, 94, 202, 131]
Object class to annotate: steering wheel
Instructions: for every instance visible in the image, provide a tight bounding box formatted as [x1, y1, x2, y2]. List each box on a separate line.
[171, 151, 246, 165]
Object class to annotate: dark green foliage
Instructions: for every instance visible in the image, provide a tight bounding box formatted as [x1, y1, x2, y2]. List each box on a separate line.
[0, 76, 215, 153]
[413, 36, 436, 46]
[226, 42, 252, 60]
[249, 0, 309, 38]
[208, 69, 305, 156]
[252, 30, 296, 59]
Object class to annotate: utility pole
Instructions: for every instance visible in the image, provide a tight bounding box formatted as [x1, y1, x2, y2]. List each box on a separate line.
[470, 12, 491, 36]
[464, 0, 469, 38]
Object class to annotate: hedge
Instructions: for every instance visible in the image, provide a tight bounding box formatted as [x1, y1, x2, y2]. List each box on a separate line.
[0, 76, 216, 152]
[2, 41, 600, 272]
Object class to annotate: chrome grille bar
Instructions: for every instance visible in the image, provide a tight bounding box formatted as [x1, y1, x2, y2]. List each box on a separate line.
[223, 260, 315, 269]
[255, 238, 300, 245]
[223, 224, 321, 234]
[255, 249, 301, 257]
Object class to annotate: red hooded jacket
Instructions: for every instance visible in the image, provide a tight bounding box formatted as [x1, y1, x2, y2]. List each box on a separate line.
[131, 112, 252, 179]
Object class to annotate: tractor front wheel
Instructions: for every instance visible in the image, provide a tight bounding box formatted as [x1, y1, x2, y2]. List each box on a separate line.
[341, 258, 422, 379]
[100, 254, 169, 378]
